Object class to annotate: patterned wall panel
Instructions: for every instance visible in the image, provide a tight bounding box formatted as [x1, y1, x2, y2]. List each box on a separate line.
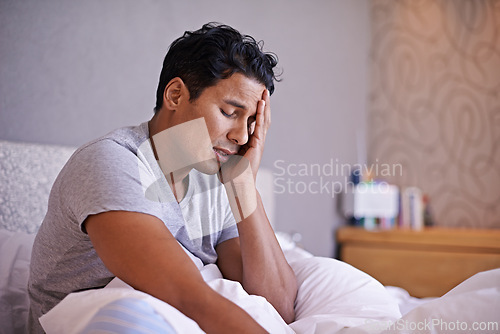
[368, 0, 500, 228]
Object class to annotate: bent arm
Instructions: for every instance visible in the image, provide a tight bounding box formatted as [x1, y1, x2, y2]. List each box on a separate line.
[84, 211, 266, 334]
[216, 190, 298, 324]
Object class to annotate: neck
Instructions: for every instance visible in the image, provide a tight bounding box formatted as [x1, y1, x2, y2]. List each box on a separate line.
[148, 114, 191, 202]
[148, 109, 171, 140]
[168, 170, 189, 203]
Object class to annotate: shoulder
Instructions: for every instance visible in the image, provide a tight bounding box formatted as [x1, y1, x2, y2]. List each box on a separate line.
[65, 123, 150, 170]
[76, 122, 149, 159]
[53, 122, 156, 194]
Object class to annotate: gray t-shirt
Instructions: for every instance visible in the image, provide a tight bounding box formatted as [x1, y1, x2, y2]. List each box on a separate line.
[28, 122, 238, 333]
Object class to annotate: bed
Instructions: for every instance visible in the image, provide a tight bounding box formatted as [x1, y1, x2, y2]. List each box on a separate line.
[1, 139, 499, 334]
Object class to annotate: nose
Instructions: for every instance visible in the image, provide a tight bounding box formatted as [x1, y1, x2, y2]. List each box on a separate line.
[228, 120, 249, 145]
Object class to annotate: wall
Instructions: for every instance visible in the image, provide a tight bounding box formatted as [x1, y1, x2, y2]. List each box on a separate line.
[0, 0, 371, 256]
[368, 0, 500, 228]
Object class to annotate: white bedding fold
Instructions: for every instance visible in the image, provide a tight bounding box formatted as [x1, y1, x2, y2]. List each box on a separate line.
[40, 255, 401, 334]
[39, 248, 500, 334]
[40, 274, 292, 334]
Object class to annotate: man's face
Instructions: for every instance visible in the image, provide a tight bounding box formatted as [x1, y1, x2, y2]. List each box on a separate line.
[174, 73, 265, 175]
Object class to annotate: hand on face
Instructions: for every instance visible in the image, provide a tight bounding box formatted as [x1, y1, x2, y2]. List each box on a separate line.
[218, 89, 271, 186]
[240, 89, 271, 178]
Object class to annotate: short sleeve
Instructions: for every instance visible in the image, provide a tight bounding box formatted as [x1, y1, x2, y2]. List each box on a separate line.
[57, 139, 169, 231]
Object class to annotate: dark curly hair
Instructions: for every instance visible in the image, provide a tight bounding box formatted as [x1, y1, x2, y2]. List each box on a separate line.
[154, 22, 279, 113]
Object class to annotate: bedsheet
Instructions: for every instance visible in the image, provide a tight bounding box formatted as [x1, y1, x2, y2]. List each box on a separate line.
[2, 229, 499, 334]
[40, 266, 500, 334]
[40, 254, 402, 334]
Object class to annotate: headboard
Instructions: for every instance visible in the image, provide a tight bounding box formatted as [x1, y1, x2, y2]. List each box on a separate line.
[0, 140, 75, 233]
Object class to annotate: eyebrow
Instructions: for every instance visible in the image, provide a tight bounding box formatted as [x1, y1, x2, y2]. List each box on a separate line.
[223, 99, 247, 110]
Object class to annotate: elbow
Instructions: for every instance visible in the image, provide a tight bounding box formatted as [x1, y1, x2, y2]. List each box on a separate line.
[275, 281, 297, 324]
[250, 281, 297, 324]
[280, 303, 296, 324]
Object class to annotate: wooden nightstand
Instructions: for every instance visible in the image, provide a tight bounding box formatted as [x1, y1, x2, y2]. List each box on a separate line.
[336, 226, 500, 297]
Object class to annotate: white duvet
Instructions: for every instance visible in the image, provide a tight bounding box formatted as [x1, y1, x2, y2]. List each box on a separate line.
[39, 239, 500, 334]
[1, 229, 499, 334]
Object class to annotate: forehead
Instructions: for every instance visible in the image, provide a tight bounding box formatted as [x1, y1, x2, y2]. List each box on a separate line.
[201, 73, 265, 109]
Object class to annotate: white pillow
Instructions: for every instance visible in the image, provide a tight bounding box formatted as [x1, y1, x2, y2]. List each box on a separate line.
[0, 229, 35, 334]
[289, 257, 401, 333]
[381, 269, 500, 334]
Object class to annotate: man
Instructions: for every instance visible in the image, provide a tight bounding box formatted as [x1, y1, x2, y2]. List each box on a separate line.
[28, 22, 297, 333]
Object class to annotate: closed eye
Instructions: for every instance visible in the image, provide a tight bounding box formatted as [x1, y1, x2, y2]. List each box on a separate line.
[220, 108, 235, 118]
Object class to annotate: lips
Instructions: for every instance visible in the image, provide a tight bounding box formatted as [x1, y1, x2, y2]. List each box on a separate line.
[213, 147, 235, 163]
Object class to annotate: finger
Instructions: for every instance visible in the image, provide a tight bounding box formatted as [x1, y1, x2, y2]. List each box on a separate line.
[262, 89, 271, 127]
[252, 99, 266, 142]
[248, 121, 256, 136]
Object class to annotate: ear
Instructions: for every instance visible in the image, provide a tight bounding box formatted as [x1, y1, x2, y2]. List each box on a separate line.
[163, 77, 189, 110]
